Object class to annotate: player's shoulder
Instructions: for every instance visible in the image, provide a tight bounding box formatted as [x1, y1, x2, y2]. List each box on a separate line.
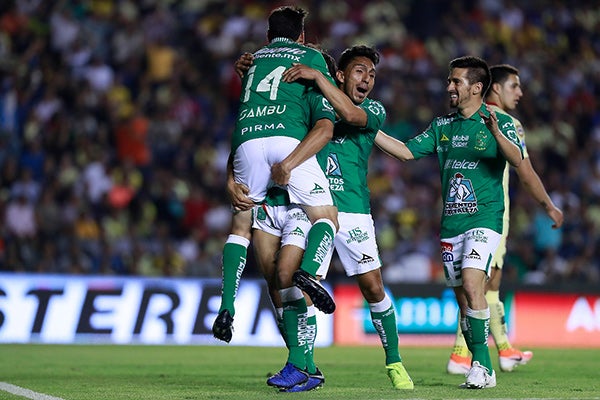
[362, 97, 386, 113]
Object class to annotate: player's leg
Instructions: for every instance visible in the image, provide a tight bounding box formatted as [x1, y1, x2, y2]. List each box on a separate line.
[356, 269, 414, 390]
[283, 155, 338, 314]
[486, 266, 533, 371]
[252, 228, 285, 340]
[335, 212, 413, 389]
[267, 243, 310, 389]
[212, 209, 252, 342]
[453, 229, 501, 389]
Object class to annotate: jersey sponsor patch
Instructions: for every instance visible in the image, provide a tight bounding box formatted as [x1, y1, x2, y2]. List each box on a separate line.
[444, 173, 478, 216]
[441, 241, 453, 262]
[346, 227, 369, 244]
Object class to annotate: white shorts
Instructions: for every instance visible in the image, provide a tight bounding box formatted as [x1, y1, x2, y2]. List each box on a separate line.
[440, 228, 501, 287]
[317, 212, 381, 278]
[252, 203, 311, 249]
[233, 137, 334, 206]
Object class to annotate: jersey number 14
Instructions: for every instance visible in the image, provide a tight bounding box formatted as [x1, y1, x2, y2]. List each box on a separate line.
[242, 66, 286, 102]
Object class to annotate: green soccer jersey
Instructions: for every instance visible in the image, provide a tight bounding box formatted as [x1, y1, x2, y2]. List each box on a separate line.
[317, 98, 386, 214]
[231, 38, 335, 152]
[406, 103, 522, 238]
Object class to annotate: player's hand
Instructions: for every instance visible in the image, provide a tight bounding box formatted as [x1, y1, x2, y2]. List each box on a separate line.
[234, 53, 254, 79]
[479, 104, 500, 136]
[227, 181, 253, 211]
[271, 162, 291, 185]
[548, 206, 564, 229]
[282, 63, 319, 83]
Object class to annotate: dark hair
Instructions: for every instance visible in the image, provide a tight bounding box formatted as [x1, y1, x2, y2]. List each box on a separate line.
[449, 56, 491, 95]
[337, 45, 380, 72]
[490, 64, 519, 85]
[267, 6, 307, 42]
[306, 43, 337, 77]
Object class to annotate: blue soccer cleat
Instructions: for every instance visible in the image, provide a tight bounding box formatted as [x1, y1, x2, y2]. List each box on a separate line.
[281, 368, 325, 392]
[267, 362, 309, 389]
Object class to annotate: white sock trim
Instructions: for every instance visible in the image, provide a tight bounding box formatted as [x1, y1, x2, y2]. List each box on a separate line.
[369, 293, 392, 313]
[227, 234, 250, 247]
[466, 306, 490, 319]
[313, 218, 337, 233]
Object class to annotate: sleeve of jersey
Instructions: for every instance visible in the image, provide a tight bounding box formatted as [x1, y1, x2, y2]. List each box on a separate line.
[308, 51, 336, 85]
[405, 123, 437, 160]
[363, 100, 386, 133]
[497, 114, 524, 158]
[307, 90, 336, 125]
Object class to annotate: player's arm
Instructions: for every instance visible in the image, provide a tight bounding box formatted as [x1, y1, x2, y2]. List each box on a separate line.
[271, 118, 334, 185]
[226, 152, 254, 211]
[515, 157, 564, 228]
[234, 53, 254, 78]
[480, 104, 522, 167]
[282, 63, 367, 127]
[374, 130, 415, 161]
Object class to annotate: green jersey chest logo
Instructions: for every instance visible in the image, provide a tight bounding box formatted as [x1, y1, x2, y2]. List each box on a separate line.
[444, 172, 478, 216]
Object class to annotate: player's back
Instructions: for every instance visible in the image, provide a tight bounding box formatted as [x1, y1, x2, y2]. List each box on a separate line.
[231, 38, 328, 151]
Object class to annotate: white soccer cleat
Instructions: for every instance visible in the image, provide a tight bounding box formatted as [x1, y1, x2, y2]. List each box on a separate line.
[463, 361, 496, 389]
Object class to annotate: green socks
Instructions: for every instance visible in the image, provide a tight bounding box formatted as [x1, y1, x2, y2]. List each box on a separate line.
[369, 294, 401, 365]
[300, 219, 335, 276]
[281, 287, 308, 370]
[218, 235, 250, 316]
[304, 305, 317, 374]
[465, 307, 493, 372]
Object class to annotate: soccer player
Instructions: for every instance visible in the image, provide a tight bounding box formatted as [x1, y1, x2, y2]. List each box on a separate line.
[282, 45, 414, 390]
[446, 64, 564, 374]
[374, 56, 524, 389]
[213, 6, 339, 342]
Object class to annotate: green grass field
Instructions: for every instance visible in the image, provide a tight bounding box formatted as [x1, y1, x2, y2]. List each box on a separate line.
[0, 344, 598, 399]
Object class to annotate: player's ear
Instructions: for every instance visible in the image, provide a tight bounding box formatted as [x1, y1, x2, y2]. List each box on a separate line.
[336, 69, 345, 84]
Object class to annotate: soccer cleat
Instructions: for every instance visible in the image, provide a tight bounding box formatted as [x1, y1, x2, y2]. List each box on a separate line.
[281, 368, 324, 392]
[292, 270, 336, 314]
[386, 362, 414, 390]
[499, 348, 533, 372]
[462, 361, 496, 389]
[447, 353, 472, 375]
[212, 310, 234, 343]
[267, 362, 309, 389]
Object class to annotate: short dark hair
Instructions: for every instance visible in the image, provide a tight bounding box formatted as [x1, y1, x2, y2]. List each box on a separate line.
[449, 56, 491, 95]
[267, 6, 307, 42]
[490, 64, 519, 85]
[337, 45, 380, 73]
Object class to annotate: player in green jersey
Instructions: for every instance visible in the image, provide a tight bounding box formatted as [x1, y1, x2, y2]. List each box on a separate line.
[282, 45, 414, 390]
[447, 64, 564, 374]
[213, 6, 339, 344]
[374, 56, 523, 389]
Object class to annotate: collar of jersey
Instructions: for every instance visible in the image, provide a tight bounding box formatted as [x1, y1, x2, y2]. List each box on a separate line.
[271, 37, 295, 44]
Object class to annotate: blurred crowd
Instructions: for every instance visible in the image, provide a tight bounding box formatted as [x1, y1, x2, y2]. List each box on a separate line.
[1, 0, 599, 286]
